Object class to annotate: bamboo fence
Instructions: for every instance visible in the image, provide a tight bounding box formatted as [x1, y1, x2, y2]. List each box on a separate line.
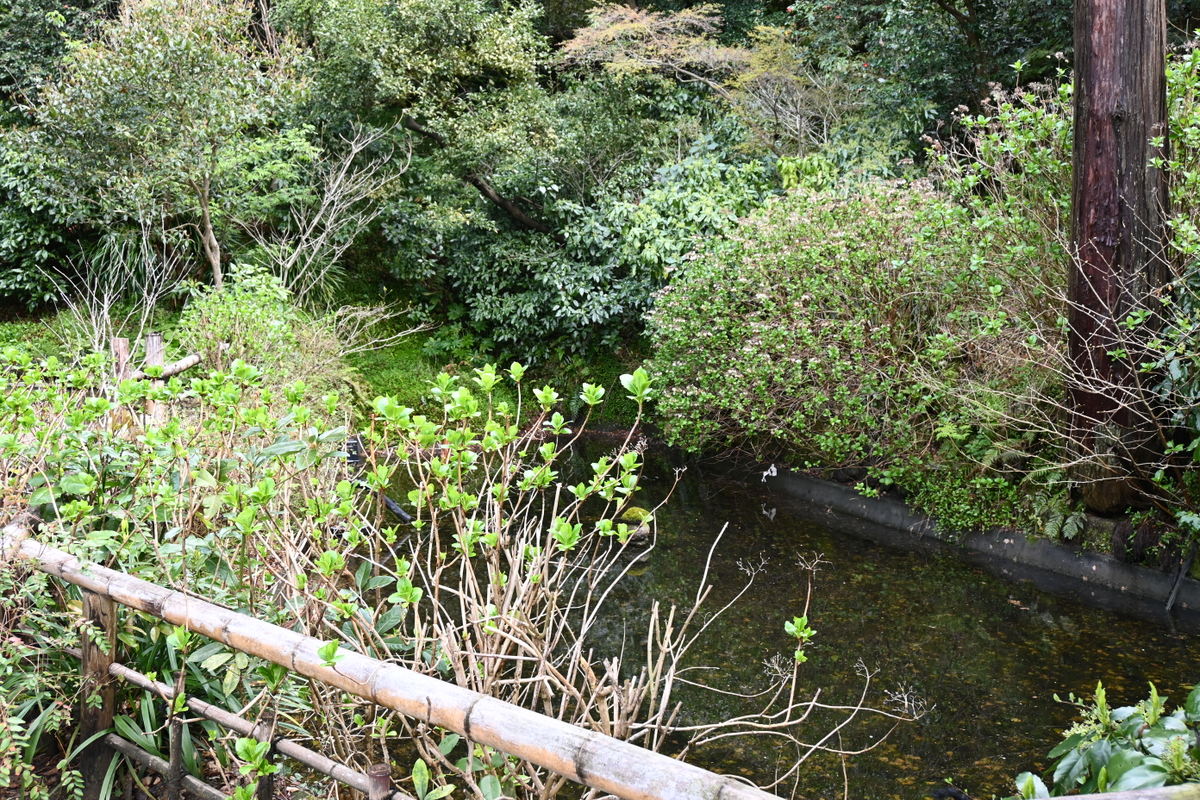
[1, 522, 781, 800]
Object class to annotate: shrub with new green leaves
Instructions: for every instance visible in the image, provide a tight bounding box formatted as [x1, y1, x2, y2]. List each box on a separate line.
[1009, 682, 1200, 798]
[0, 346, 894, 798]
[651, 183, 971, 463]
[177, 264, 298, 373]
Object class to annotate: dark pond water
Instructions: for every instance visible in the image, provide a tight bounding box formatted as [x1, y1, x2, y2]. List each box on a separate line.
[579, 437, 1199, 800]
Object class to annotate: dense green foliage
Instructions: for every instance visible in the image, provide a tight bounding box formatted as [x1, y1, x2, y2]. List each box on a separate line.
[647, 182, 1041, 530]
[0, 335, 872, 798]
[0, 0, 101, 107]
[1013, 683, 1200, 797]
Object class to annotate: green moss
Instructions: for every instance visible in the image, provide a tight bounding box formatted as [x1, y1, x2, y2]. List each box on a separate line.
[347, 332, 445, 409]
[619, 506, 652, 523]
[349, 327, 650, 430]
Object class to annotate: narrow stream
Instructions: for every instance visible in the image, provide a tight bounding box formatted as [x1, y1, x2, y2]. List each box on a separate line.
[582, 438, 1199, 800]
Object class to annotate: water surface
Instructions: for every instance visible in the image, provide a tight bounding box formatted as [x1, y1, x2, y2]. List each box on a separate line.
[584, 440, 1199, 800]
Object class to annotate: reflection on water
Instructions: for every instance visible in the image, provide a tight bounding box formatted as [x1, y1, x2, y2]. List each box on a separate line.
[581, 439, 1199, 800]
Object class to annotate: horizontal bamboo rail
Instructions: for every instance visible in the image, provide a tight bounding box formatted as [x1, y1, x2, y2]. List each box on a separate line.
[104, 734, 225, 800]
[62, 647, 414, 800]
[129, 351, 205, 381]
[1069, 789, 1200, 800]
[2, 525, 779, 800]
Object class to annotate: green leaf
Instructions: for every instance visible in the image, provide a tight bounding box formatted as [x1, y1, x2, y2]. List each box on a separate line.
[478, 775, 502, 800]
[1184, 684, 1200, 721]
[114, 715, 162, 757]
[221, 666, 240, 696]
[192, 468, 218, 490]
[59, 472, 96, 496]
[317, 639, 343, 666]
[256, 438, 305, 462]
[1109, 764, 1169, 792]
[199, 652, 232, 673]
[28, 486, 55, 505]
[412, 758, 430, 799]
[1052, 746, 1087, 788]
[1047, 731, 1084, 759]
[1103, 747, 1144, 784]
[1014, 772, 1049, 799]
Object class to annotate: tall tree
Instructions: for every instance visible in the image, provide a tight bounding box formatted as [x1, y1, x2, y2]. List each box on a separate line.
[3, 0, 309, 289]
[1069, 0, 1170, 511]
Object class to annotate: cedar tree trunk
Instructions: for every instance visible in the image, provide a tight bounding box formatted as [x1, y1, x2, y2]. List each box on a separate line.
[1069, 0, 1170, 511]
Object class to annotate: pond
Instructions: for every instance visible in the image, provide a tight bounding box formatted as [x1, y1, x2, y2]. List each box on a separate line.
[580, 437, 1200, 800]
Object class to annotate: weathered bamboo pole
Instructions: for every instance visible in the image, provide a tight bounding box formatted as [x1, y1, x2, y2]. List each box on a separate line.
[166, 668, 187, 800]
[103, 734, 225, 800]
[9, 533, 780, 800]
[1069, 788, 1200, 800]
[367, 764, 392, 800]
[128, 342, 229, 381]
[129, 352, 204, 381]
[80, 590, 117, 800]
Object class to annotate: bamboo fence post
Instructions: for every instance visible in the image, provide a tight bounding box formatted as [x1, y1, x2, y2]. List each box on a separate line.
[367, 764, 392, 800]
[80, 590, 117, 800]
[166, 668, 186, 800]
[144, 332, 165, 424]
[253, 707, 277, 800]
[111, 337, 130, 382]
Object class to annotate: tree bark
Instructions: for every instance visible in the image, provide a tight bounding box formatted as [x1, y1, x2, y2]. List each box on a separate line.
[1069, 0, 1170, 511]
[196, 177, 223, 289]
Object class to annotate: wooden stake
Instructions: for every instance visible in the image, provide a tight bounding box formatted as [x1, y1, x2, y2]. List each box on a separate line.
[80, 591, 117, 800]
[111, 337, 131, 382]
[144, 332, 165, 424]
[166, 668, 186, 800]
[253, 708, 277, 800]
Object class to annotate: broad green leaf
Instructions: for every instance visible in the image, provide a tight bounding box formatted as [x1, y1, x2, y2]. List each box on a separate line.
[1047, 731, 1084, 759]
[478, 775, 502, 800]
[1014, 772, 1049, 799]
[412, 758, 430, 799]
[59, 472, 96, 496]
[1109, 764, 1169, 792]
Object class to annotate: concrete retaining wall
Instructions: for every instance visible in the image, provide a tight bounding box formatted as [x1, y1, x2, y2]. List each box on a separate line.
[765, 469, 1200, 625]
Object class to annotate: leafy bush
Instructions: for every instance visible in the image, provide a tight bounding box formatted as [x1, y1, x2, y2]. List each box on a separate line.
[647, 181, 1048, 529]
[407, 149, 773, 361]
[177, 264, 298, 371]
